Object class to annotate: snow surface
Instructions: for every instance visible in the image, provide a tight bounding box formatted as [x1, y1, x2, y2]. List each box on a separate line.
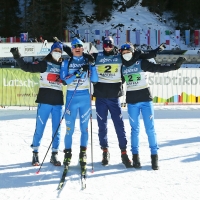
[0, 105, 200, 200]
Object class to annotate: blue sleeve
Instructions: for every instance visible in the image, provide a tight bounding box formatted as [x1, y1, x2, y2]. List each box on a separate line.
[60, 60, 76, 85]
[89, 65, 98, 83]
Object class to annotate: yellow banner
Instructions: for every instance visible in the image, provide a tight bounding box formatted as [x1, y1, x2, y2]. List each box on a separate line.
[0, 68, 39, 106]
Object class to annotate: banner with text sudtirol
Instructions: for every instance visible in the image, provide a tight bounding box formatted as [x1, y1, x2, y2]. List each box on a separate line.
[0, 68, 40, 106]
[149, 68, 200, 104]
[120, 68, 200, 105]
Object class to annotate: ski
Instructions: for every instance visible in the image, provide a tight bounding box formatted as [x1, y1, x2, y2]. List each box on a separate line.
[81, 166, 87, 189]
[57, 165, 69, 190]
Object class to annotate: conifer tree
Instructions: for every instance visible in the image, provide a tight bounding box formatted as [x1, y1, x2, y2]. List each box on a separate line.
[0, 0, 21, 37]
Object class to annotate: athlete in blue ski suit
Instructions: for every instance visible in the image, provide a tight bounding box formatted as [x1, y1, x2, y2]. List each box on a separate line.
[60, 38, 98, 167]
[120, 43, 186, 170]
[10, 42, 64, 166]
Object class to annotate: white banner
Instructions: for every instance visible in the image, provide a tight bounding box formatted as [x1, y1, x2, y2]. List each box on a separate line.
[0, 42, 91, 58]
[120, 68, 200, 104]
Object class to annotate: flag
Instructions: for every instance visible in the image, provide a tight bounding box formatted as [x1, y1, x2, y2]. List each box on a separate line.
[116, 29, 120, 45]
[20, 33, 28, 42]
[95, 30, 100, 44]
[16, 37, 20, 42]
[194, 30, 199, 45]
[175, 30, 180, 46]
[136, 30, 140, 45]
[76, 29, 80, 38]
[185, 30, 190, 45]
[155, 30, 161, 46]
[105, 30, 109, 37]
[64, 30, 70, 42]
[84, 30, 90, 42]
[126, 30, 130, 43]
[10, 37, 14, 43]
[199, 30, 200, 45]
[165, 30, 170, 45]
[146, 29, 150, 45]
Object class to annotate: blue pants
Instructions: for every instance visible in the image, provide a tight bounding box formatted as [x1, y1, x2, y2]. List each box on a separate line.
[127, 101, 159, 155]
[64, 90, 90, 149]
[95, 97, 127, 150]
[31, 103, 63, 152]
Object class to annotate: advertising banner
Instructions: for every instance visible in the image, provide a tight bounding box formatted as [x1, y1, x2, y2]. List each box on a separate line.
[0, 69, 68, 106]
[149, 68, 200, 103]
[0, 69, 39, 106]
[0, 42, 91, 58]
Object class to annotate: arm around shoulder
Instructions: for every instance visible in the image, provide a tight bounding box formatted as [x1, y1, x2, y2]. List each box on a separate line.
[90, 65, 98, 83]
[141, 56, 187, 73]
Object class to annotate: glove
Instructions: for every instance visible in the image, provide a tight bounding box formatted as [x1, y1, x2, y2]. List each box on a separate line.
[62, 80, 67, 85]
[175, 57, 187, 69]
[74, 69, 83, 77]
[10, 47, 21, 59]
[83, 53, 95, 65]
[153, 43, 166, 54]
[81, 65, 89, 72]
[53, 36, 62, 43]
[157, 43, 166, 52]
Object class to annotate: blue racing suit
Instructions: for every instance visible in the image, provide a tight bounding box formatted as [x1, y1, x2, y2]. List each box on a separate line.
[122, 57, 179, 155]
[60, 56, 98, 149]
[15, 57, 64, 153]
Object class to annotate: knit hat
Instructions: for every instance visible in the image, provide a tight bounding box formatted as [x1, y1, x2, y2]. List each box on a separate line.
[50, 42, 63, 52]
[71, 37, 83, 46]
[120, 43, 135, 53]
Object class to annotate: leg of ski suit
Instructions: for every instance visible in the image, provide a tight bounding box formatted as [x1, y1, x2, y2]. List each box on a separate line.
[51, 105, 63, 152]
[64, 90, 90, 149]
[128, 103, 140, 154]
[141, 101, 158, 155]
[128, 101, 158, 155]
[31, 103, 62, 152]
[96, 97, 127, 149]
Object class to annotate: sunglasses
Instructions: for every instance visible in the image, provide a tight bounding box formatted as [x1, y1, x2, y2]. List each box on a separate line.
[103, 43, 113, 48]
[72, 44, 83, 49]
[120, 44, 131, 50]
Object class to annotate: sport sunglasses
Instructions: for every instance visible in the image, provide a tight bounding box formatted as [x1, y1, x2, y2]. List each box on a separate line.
[72, 44, 83, 49]
[103, 43, 113, 48]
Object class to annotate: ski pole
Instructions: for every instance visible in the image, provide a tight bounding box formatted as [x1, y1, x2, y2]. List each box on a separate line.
[89, 78, 94, 173]
[36, 79, 81, 174]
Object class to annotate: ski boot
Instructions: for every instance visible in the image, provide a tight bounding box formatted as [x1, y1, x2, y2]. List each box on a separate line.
[101, 148, 110, 166]
[32, 151, 40, 166]
[132, 154, 142, 168]
[121, 149, 133, 168]
[151, 154, 159, 170]
[63, 149, 72, 166]
[79, 147, 87, 177]
[79, 147, 87, 167]
[50, 152, 61, 166]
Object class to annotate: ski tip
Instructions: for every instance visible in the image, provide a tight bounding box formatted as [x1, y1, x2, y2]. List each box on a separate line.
[36, 171, 40, 174]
